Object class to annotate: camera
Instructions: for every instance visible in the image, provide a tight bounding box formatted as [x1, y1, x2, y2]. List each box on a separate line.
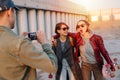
[28, 32, 37, 40]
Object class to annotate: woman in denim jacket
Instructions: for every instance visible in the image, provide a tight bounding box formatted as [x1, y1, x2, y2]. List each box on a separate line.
[52, 22, 82, 80]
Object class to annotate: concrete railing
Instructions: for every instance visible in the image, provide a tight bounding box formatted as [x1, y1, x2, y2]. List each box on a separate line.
[12, 0, 87, 40]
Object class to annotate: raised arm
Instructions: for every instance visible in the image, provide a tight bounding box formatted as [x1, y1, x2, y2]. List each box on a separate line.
[14, 31, 58, 73]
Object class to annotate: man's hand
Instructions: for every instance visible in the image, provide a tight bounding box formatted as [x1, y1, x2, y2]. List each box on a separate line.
[21, 32, 29, 36]
[36, 30, 47, 44]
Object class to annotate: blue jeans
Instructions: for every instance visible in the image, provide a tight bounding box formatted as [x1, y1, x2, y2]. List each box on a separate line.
[60, 59, 75, 80]
[81, 62, 104, 80]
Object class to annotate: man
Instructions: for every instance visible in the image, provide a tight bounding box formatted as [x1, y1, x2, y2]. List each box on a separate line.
[0, 0, 57, 80]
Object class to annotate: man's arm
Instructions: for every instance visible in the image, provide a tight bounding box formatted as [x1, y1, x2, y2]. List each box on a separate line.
[16, 31, 57, 73]
[15, 38, 57, 73]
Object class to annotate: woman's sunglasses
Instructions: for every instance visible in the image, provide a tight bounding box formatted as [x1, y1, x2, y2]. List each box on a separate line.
[77, 24, 86, 28]
[60, 27, 69, 31]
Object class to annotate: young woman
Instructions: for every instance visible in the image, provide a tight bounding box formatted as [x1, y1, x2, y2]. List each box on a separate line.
[52, 22, 82, 80]
[75, 20, 115, 80]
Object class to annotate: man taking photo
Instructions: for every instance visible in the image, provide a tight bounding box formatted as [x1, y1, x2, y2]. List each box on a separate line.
[0, 0, 57, 80]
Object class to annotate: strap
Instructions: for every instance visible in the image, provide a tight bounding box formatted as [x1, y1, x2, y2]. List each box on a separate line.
[22, 66, 31, 80]
[69, 36, 74, 46]
[52, 39, 57, 47]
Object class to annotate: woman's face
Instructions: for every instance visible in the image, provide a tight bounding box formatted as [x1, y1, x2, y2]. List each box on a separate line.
[76, 21, 88, 35]
[57, 24, 69, 36]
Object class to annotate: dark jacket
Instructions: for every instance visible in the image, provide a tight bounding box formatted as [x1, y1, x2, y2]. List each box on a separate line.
[52, 36, 82, 80]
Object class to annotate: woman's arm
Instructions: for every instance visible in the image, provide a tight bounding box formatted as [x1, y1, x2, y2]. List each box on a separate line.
[97, 36, 115, 71]
[52, 32, 83, 46]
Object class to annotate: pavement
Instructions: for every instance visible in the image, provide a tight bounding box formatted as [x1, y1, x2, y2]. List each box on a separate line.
[91, 53, 120, 80]
[35, 52, 120, 80]
[104, 53, 120, 80]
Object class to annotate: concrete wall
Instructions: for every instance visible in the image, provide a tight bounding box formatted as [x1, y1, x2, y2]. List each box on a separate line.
[12, 0, 87, 40]
[13, 0, 87, 15]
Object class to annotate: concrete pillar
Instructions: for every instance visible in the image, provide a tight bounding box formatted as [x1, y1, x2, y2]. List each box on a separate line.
[65, 13, 69, 25]
[12, 21, 18, 35]
[71, 14, 75, 32]
[74, 15, 77, 31]
[61, 13, 65, 22]
[51, 12, 57, 35]
[74, 15, 76, 32]
[37, 10, 45, 32]
[12, 11, 19, 35]
[79, 16, 83, 20]
[68, 14, 72, 32]
[56, 12, 61, 23]
[82, 16, 87, 20]
[28, 9, 37, 32]
[45, 11, 51, 40]
[17, 8, 28, 35]
[76, 15, 80, 22]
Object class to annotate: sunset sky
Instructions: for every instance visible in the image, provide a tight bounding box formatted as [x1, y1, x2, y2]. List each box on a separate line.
[69, 0, 120, 10]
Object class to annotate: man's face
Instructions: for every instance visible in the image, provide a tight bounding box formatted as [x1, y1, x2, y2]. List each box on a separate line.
[8, 8, 16, 29]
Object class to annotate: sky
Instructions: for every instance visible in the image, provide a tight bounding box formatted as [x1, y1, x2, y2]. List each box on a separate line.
[69, 0, 120, 10]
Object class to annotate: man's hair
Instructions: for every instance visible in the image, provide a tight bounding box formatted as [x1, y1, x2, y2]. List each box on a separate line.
[0, 0, 20, 12]
[0, 10, 7, 17]
[0, 8, 15, 17]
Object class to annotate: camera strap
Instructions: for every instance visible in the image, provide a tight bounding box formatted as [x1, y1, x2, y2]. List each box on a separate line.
[22, 66, 31, 80]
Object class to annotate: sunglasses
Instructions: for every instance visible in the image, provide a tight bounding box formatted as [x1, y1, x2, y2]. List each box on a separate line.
[60, 27, 69, 31]
[77, 24, 86, 28]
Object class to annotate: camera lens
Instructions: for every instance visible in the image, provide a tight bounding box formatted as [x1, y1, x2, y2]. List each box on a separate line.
[28, 32, 37, 40]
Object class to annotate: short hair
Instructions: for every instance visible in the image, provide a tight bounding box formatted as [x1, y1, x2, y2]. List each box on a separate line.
[0, 10, 7, 16]
[0, 8, 15, 17]
[55, 22, 69, 34]
[0, 0, 20, 12]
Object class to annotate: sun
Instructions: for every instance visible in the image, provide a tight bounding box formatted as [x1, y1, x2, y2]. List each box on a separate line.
[91, 16, 98, 21]
[78, 0, 90, 6]
[68, 0, 95, 10]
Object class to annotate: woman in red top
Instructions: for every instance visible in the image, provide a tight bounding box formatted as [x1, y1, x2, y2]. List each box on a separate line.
[53, 20, 115, 80]
[74, 20, 115, 80]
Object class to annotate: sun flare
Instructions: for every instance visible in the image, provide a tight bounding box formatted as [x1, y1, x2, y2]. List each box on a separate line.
[68, 0, 96, 10]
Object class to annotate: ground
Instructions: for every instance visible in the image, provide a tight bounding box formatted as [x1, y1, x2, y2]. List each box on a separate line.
[91, 20, 120, 80]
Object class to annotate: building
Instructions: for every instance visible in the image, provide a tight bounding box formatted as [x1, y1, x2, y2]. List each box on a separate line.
[89, 8, 120, 22]
[13, 0, 87, 40]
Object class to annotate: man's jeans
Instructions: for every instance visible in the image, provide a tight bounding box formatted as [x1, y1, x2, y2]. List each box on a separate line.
[81, 62, 104, 80]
